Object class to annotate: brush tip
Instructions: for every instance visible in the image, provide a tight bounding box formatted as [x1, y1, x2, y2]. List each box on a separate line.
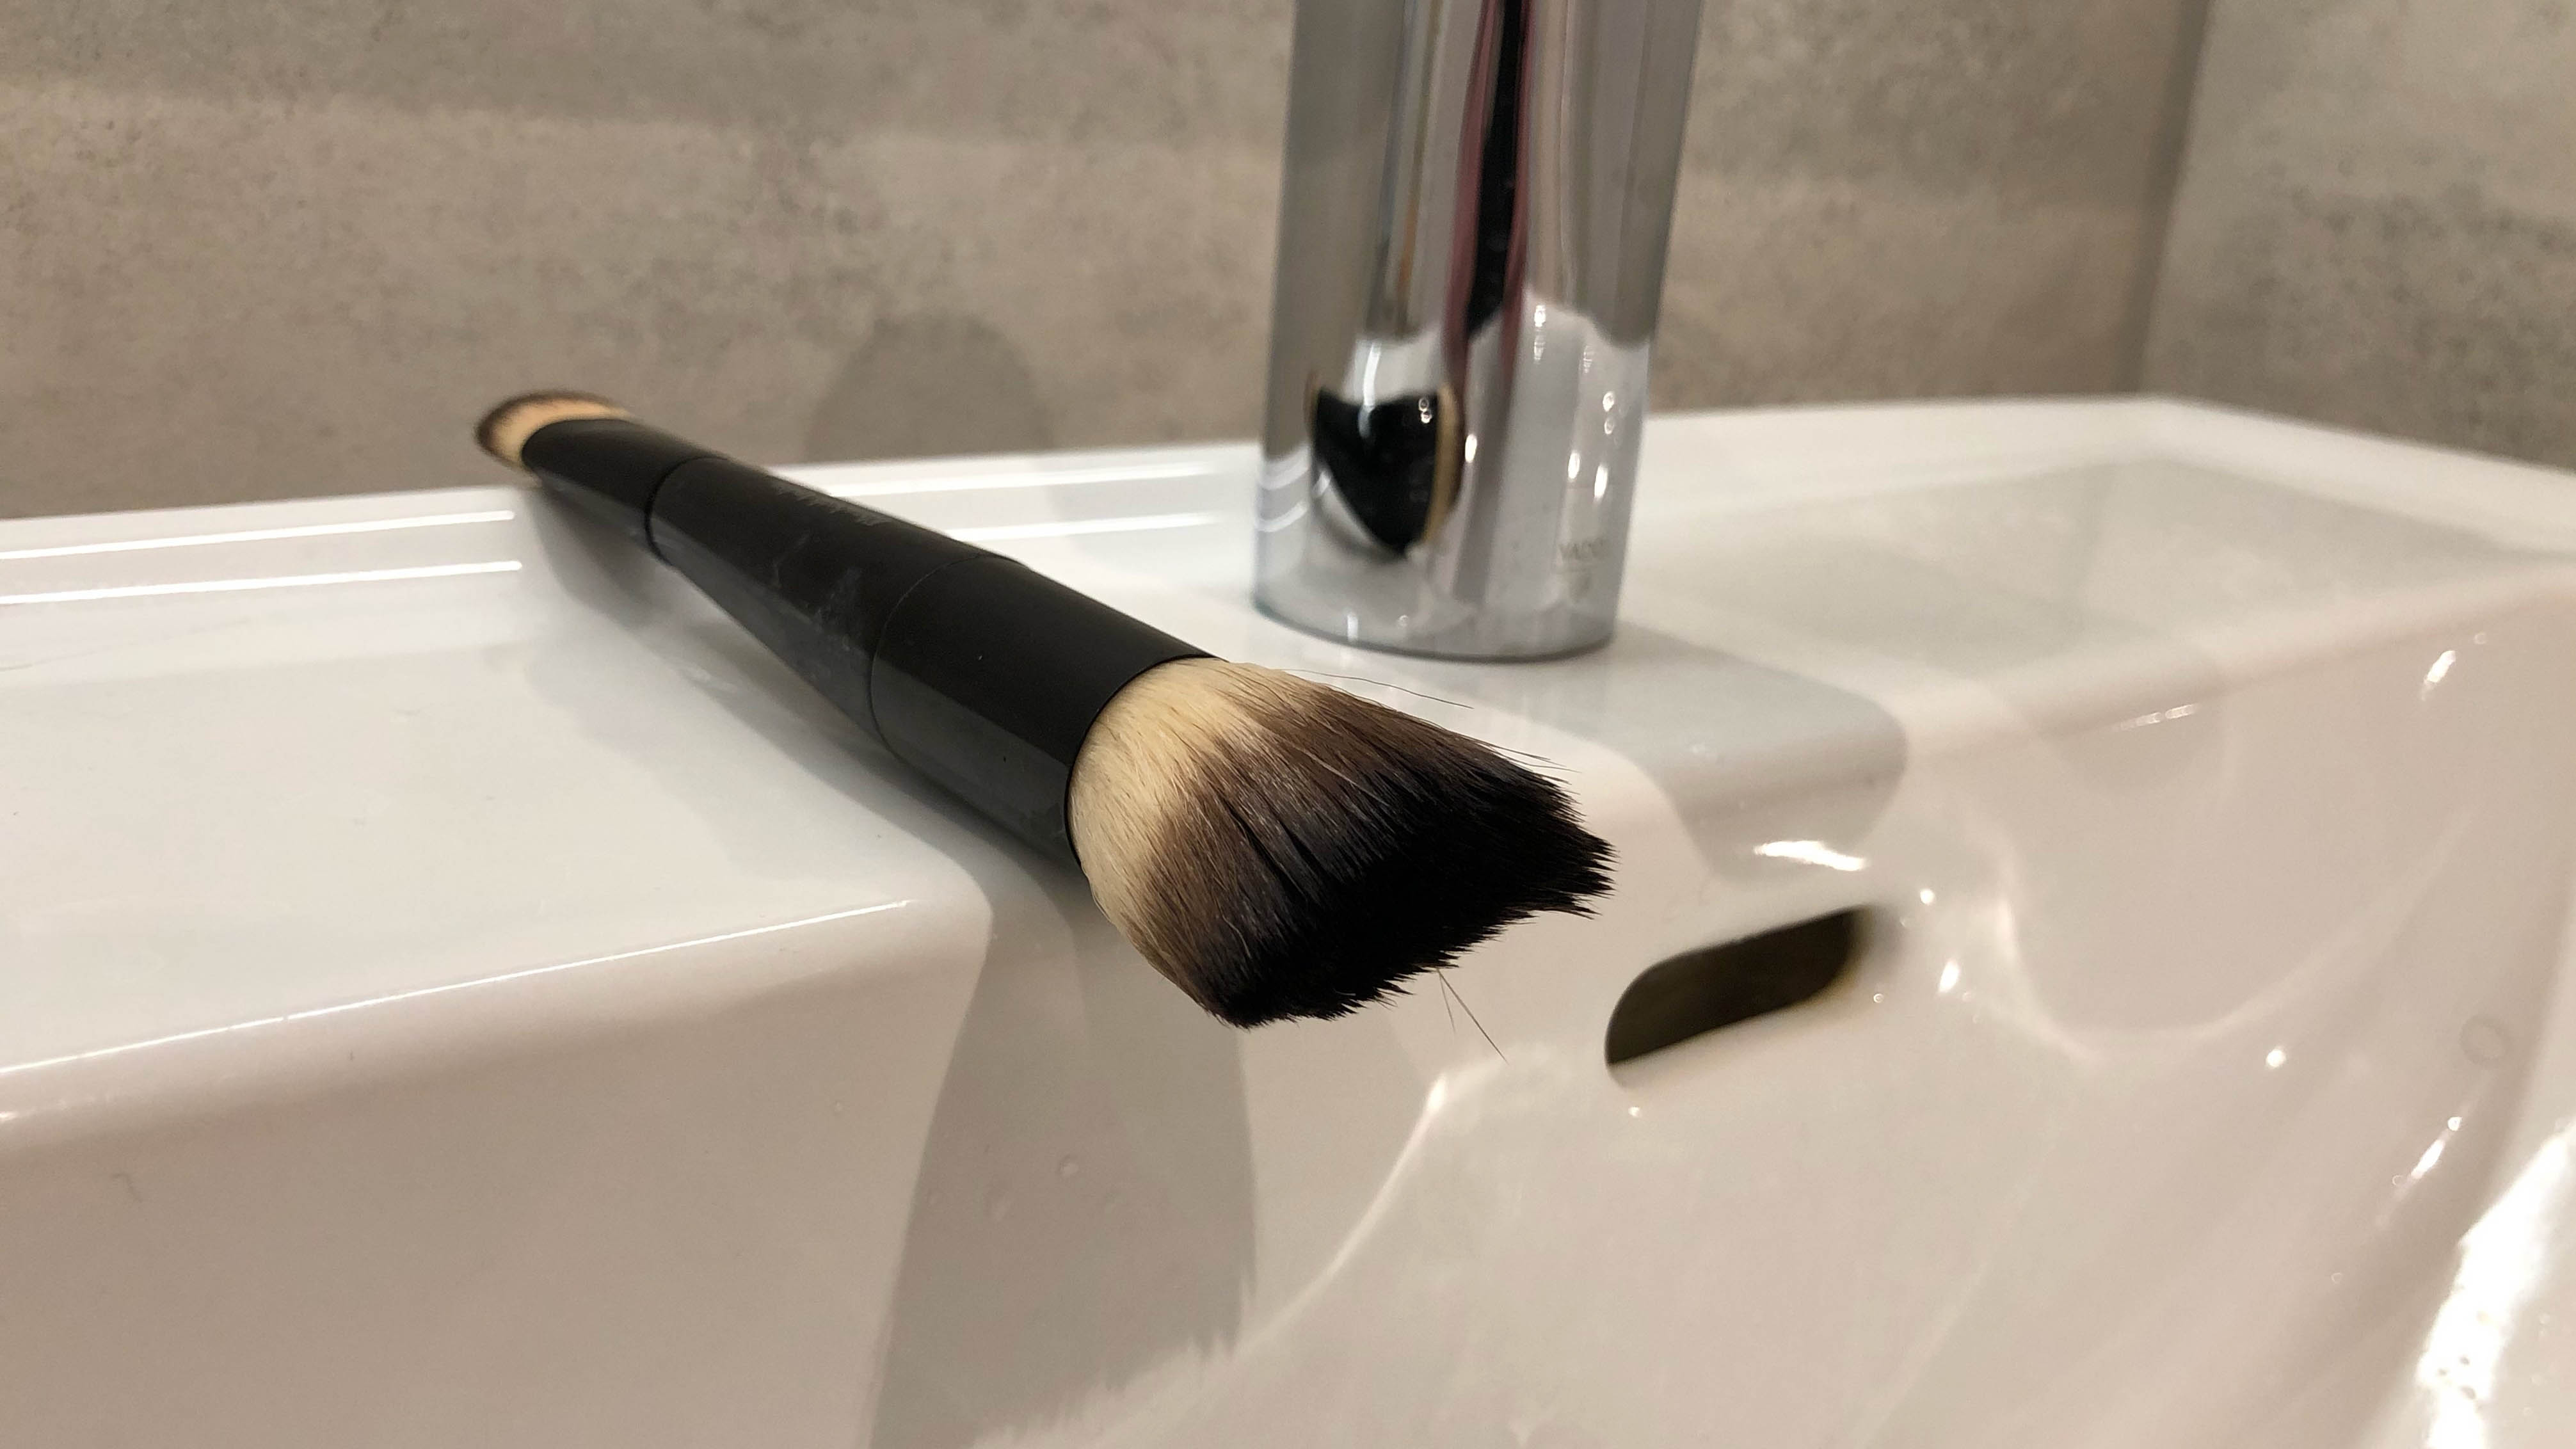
[474, 390, 630, 467]
[1070, 660, 1613, 1027]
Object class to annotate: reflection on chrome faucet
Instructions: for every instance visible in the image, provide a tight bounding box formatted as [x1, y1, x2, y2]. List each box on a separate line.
[1257, 0, 1704, 659]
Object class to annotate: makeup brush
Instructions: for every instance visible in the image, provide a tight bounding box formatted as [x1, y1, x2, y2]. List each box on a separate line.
[476, 392, 1612, 1027]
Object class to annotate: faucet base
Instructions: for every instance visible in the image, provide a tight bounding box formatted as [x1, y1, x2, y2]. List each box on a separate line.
[1252, 580, 1616, 664]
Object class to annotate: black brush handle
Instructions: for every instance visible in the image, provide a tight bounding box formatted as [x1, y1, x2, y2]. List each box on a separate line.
[520, 417, 1204, 863]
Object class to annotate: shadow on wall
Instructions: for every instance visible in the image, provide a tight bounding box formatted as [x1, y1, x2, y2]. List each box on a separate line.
[806, 314, 1055, 463]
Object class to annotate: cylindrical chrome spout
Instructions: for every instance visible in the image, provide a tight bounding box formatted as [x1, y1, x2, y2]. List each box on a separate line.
[1256, 0, 1703, 659]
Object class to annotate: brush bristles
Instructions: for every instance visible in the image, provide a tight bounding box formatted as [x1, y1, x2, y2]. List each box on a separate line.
[1069, 659, 1613, 1027]
[474, 390, 630, 467]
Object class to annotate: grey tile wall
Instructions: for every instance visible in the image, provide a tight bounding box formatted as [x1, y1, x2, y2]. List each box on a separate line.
[2, 0, 2208, 516]
[2147, 0, 2576, 468]
[1660, 0, 2209, 408]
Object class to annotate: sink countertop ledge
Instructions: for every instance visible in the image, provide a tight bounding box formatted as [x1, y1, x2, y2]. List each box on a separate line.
[7, 397, 2576, 1446]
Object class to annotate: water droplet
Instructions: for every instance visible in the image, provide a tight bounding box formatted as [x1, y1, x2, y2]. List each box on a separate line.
[1058, 1156, 1080, 1179]
[2462, 1016, 2513, 1066]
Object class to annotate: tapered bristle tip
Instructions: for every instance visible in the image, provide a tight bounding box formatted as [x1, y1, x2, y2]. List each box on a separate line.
[1070, 660, 1615, 1028]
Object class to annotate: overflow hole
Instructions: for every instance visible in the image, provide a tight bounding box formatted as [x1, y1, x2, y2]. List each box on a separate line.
[1604, 909, 1866, 1067]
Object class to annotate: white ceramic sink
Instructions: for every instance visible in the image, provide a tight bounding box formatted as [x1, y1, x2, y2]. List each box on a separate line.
[7, 399, 2576, 1446]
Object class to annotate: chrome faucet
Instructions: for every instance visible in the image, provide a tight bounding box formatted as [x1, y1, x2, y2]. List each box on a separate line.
[1254, 0, 1704, 659]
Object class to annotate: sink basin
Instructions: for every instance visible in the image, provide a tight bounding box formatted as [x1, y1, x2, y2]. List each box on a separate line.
[6, 398, 2576, 1446]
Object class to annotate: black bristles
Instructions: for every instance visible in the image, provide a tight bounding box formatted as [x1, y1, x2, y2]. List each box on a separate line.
[1133, 679, 1613, 1027]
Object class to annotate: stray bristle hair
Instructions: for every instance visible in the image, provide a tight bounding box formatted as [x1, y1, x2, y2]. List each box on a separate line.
[1069, 660, 1613, 1027]
[474, 390, 630, 467]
